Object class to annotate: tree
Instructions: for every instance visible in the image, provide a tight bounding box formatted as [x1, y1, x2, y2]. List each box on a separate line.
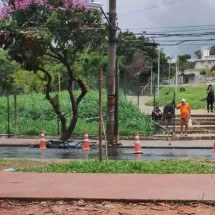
[117, 31, 169, 84]
[127, 52, 148, 79]
[210, 45, 215, 56]
[12, 69, 46, 93]
[195, 50, 202, 59]
[0, 49, 20, 94]
[0, 0, 104, 141]
[178, 54, 192, 72]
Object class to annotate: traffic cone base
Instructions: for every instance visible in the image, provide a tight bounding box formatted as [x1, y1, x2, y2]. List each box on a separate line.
[133, 134, 143, 154]
[135, 153, 142, 160]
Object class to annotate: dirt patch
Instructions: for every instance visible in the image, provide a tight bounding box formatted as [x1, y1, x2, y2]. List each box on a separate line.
[0, 159, 65, 171]
[0, 160, 215, 214]
[0, 200, 214, 215]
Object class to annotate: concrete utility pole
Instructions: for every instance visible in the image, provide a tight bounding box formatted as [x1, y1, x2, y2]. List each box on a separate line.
[106, 0, 117, 143]
[157, 49, 160, 98]
[168, 58, 171, 83]
[175, 56, 178, 91]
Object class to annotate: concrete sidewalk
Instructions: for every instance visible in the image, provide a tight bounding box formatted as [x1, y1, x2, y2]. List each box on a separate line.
[0, 137, 214, 148]
[0, 172, 215, 202]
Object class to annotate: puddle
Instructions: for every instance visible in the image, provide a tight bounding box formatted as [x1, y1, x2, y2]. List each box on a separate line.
[0, 147, 214, 160]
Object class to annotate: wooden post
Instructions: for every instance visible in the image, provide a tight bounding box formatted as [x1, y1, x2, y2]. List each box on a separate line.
[14, 94, 18, 134]
[114, 58, 119, 144]
[7, 94, 10, 137]
[98, 67, 103, 161]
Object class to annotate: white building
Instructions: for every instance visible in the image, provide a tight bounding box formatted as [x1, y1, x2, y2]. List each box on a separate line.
[195, 48, 215, 70]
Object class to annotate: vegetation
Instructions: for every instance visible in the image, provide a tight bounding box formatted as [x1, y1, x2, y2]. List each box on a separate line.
[146, 85, 207, 109]
[0, 3, 194, 141]
[178, 54, 193, 72]
[17, 159, 215, 174]
[0, 0, 105, 141]
[210, 45, 215, 56]
[117, 31, 169, 87]
[0, 91, 154, 136]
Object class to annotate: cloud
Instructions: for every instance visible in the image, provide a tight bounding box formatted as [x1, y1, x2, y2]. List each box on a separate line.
[201, 0, 215, 7]
[100, 0, 215, 56]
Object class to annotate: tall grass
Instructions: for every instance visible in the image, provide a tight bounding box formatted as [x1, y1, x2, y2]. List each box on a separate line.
[146, 85, 207, 109]
[0, 90, 154, 136]
[18, 159, 215, 174]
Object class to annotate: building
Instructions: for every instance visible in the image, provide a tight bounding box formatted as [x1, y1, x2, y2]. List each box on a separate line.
[177, 70, 205, 85]
[194, 48, 215, 70]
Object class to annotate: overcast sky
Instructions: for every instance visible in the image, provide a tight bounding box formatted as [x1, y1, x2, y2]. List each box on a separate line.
[99, 0, 215, 58]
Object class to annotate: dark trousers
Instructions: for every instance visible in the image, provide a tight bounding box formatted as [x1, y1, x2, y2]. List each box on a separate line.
[207, 100, 213, 112]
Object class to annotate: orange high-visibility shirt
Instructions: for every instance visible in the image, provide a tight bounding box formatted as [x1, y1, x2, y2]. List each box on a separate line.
[176, 103, 191, 119]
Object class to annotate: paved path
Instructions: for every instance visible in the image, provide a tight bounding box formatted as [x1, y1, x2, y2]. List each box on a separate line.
[0, 137, 214, 148]
[0, 172, 214, 202]
[127, 96, 208, 115]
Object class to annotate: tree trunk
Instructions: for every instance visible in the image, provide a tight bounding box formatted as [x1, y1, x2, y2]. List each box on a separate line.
[39, 66, 88, 142]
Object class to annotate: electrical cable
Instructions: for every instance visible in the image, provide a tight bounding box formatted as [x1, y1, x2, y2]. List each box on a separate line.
[158, 38, 215, 46]
[119, 0, 188, 17]
[127, 24, 215, 31]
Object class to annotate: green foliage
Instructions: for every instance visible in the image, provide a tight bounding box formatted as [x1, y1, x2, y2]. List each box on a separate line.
[18, 159, 215, 174]
[0, 2, 107, 139]
[146, 86, 207, 109]
[178, 54, 192, 72]
[210, 45, 215, 56]
[12, 69, 46, 93]
[179, 87, 186, 92]
[117, 31, 169, 85]
[195, 50, 202, 59]
[0, 49, 20, 94]
[200, 70, 206, 75]
[0, 91, 154, 136]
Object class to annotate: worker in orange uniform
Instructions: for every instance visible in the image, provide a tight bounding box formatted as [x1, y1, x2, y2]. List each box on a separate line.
[175, 98, 191, 136]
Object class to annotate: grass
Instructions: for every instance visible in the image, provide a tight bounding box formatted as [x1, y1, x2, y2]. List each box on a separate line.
[0, 90, 154, 136]
[146, 85, 207, 109]
[16, 159, 215, 174]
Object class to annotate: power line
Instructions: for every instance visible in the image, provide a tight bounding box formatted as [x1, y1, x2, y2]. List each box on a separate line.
[142, 32, 215, 39]
[159, 38, 215, 46]
[126, 24, 215, 30]
[165, 43, 215, 46]
[119, 0, 187, 17]
[142, 28, 215, 34]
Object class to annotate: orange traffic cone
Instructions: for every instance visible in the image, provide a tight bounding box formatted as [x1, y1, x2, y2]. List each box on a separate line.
[134, 133, 143, 154]
[83, 131, 90, 151]
[213, 142, 215, 151]
[40, 131, 46, 150]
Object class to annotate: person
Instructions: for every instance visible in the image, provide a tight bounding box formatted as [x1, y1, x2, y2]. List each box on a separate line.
[206, 84, 214, 113]
[152, 104, 162, 120]
[163, 102, 174, 128]
[175, 98, 191, 136]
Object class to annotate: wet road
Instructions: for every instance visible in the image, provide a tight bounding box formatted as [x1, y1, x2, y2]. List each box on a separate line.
[0, 147, 214, 160]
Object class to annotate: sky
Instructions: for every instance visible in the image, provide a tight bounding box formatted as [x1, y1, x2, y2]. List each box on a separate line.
[1, 0, 215, 58]
[99, 0, 215, 59]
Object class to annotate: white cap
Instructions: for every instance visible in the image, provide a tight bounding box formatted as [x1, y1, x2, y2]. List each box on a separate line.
[181, 98, 186, 102]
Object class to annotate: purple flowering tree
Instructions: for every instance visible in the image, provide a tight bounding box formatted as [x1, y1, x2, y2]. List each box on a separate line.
[0, 0, 104, 141]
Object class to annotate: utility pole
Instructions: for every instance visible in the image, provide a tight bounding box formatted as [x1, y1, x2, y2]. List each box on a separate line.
[106, 0, 117, 143]
[157, 49, 160, 98]
[175, 56, 178, 91]
[168, 58, 171, 83]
